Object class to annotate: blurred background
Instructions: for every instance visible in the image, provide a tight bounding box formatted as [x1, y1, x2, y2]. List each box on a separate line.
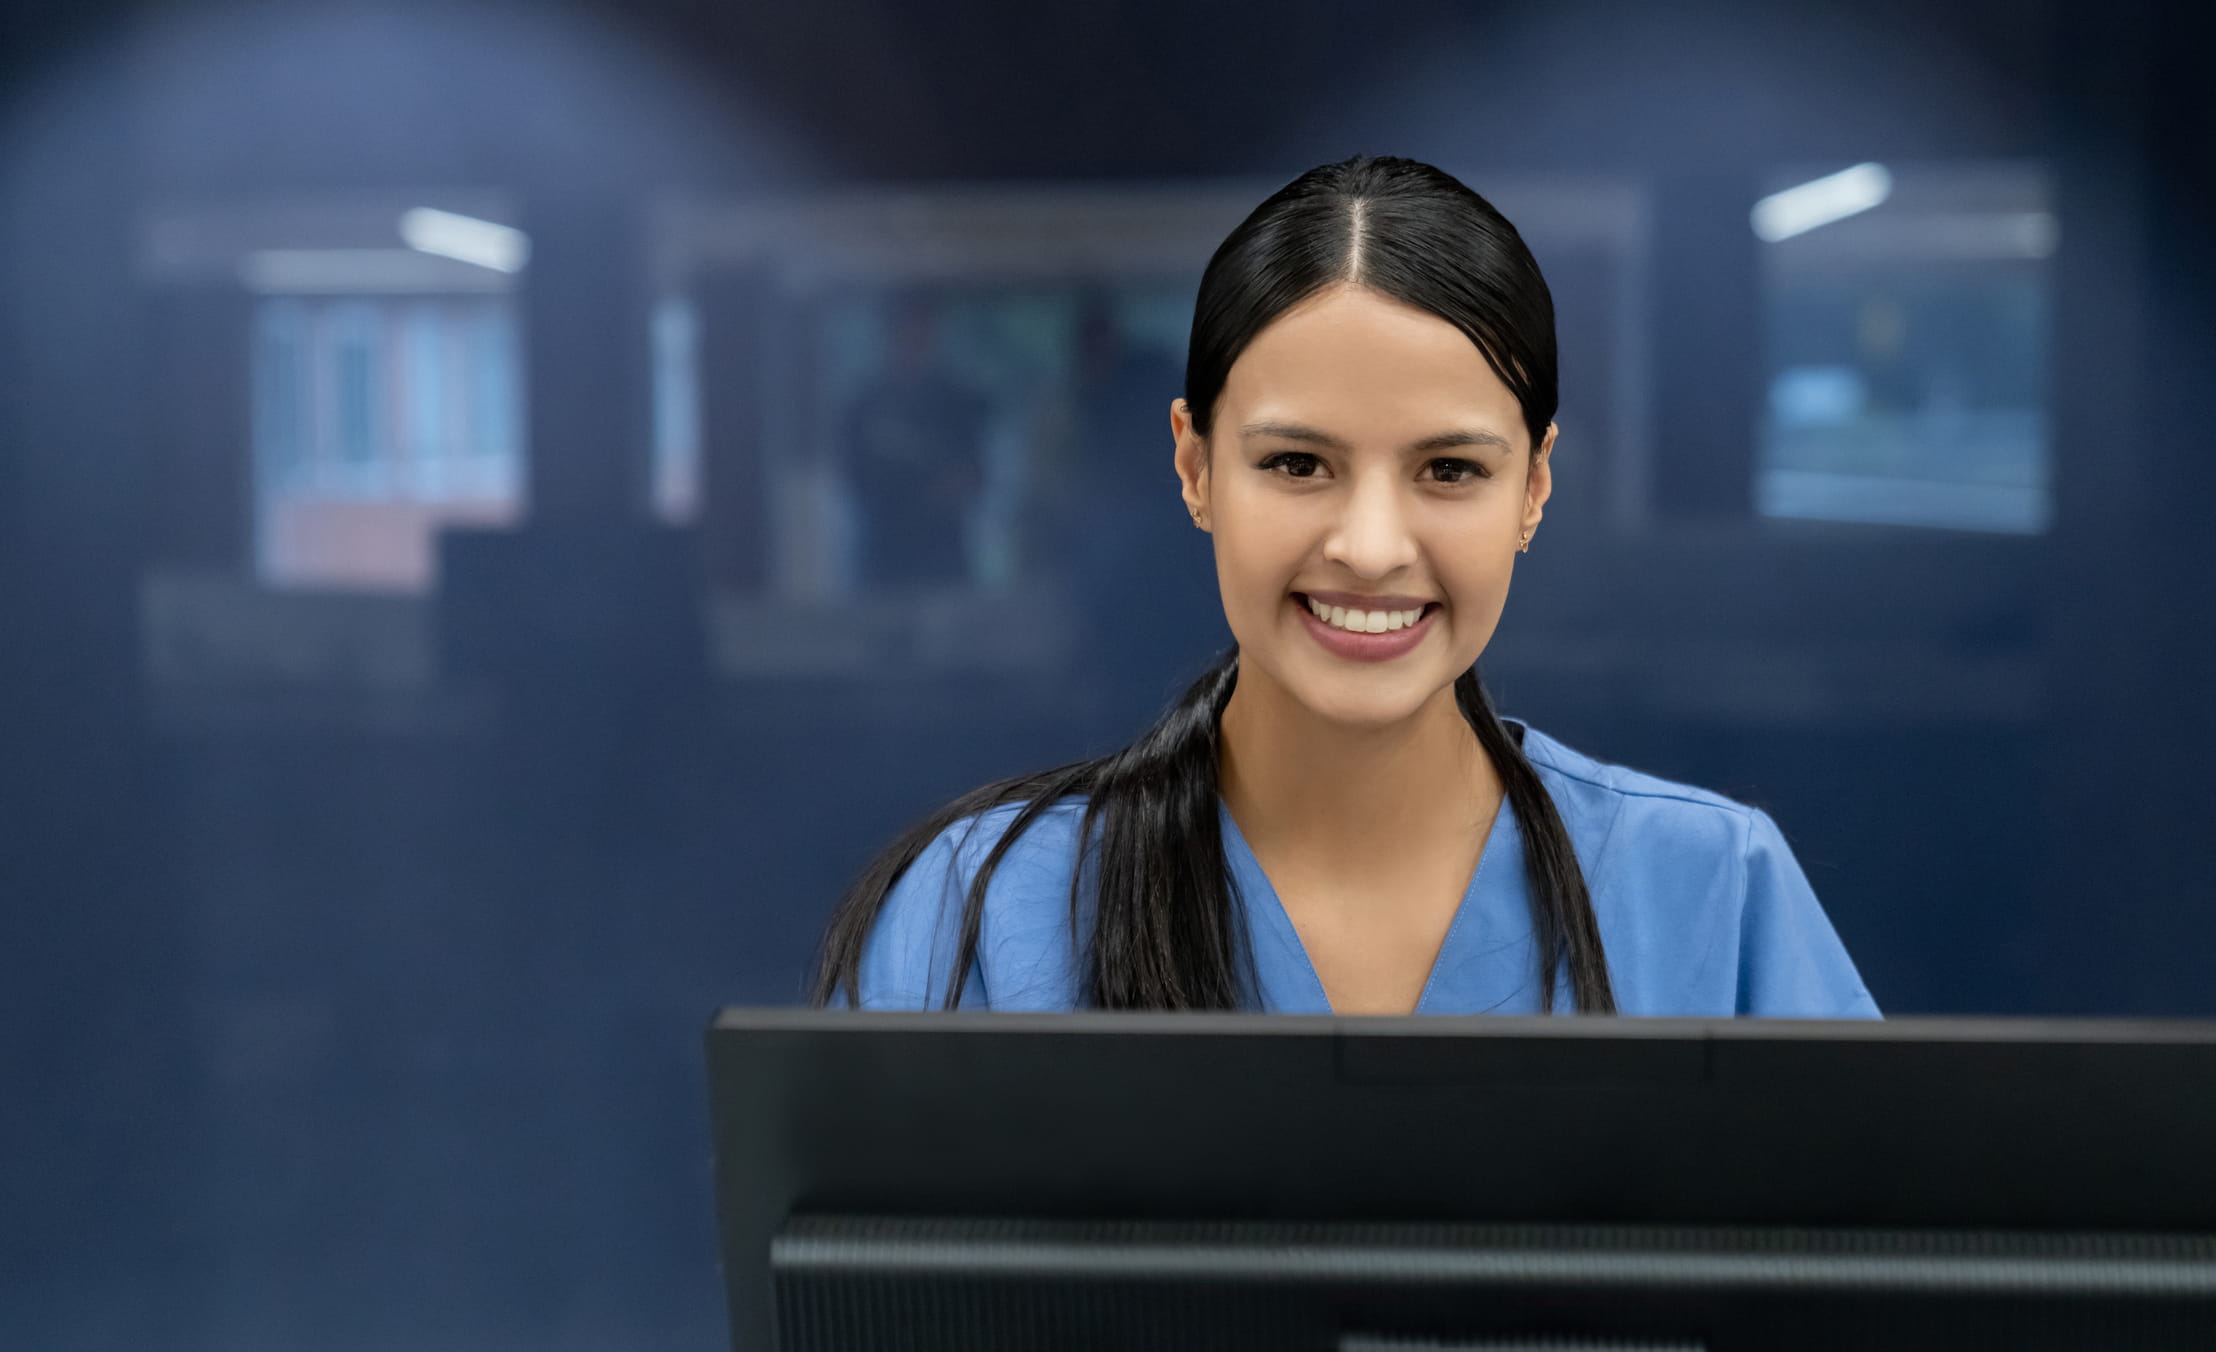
[4, 0, 2214, 1346]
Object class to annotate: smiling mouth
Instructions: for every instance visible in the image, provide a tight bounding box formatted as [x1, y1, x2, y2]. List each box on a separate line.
[1294, 594, 1439, 634]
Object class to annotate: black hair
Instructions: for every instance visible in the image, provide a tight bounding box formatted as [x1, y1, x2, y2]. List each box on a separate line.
[810, 155, 1615, 1014]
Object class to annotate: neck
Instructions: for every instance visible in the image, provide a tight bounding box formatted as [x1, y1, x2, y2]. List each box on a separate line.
[1215, 662, 1504, 864]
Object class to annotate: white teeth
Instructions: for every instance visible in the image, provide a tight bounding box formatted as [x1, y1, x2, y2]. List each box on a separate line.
[1303, 598, 1427, 634]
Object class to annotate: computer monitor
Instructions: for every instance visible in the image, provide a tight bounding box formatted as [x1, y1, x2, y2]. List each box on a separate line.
[705, 1010, 2216, 1351]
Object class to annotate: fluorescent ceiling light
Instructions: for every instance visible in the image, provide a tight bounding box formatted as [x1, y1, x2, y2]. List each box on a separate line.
[399, 206, 530, 273]
[1751, 163, 1893, 243]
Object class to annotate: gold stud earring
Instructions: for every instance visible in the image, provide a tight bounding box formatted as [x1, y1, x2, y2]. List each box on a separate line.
[1517, 529, 1532, 554]
[1189, 505, 1204, 528]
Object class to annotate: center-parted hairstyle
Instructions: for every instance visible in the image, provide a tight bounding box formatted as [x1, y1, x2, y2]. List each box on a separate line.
[811, 154, 1615, 1014]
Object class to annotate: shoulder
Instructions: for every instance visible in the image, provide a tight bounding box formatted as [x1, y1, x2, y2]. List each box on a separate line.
[884, 796, 1094, 934]
[856, 795, 1093, 1010]
[1511, 719, 1770, 857]
[1515, 720, 1756, 815]
[1508, 718, 1877, 1018]
[924, 796, 1094, 883]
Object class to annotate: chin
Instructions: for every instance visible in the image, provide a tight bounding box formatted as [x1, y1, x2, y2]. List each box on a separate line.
[1286, 669, 1446, 729]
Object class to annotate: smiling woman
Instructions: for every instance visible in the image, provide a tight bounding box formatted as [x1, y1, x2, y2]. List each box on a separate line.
[810, 155, 1877, 1020]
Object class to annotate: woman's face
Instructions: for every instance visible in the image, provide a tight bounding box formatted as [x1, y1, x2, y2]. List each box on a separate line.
[1172, 282, 1553, 729]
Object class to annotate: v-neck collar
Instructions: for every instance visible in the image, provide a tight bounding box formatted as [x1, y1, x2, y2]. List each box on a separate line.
[1216, 791, 1530, 1015]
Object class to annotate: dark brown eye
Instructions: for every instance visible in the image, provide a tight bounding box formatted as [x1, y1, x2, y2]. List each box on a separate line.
[1260, 451, 1323, 478]
[1427, 457, 1489, 484]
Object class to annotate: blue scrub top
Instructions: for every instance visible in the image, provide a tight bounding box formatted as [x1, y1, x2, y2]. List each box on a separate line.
[854, 719, 1880, 1018]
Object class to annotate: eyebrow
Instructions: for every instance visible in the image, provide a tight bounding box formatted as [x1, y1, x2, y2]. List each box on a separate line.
[1238, 420, 1513, 454]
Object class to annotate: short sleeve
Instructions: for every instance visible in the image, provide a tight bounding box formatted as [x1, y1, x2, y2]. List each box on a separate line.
[849, 826, 990, 1010]
[1736, 808, 1881, 1018]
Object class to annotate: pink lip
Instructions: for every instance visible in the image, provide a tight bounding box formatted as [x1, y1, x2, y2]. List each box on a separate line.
[1292, 594, 1437, 663]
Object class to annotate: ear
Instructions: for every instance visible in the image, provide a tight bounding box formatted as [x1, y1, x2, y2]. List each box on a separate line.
[1171, 398, 1211, 530]
[1521, 422, 1557, 537]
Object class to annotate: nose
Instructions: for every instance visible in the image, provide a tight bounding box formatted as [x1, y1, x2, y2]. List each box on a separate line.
[1320, 471, 1420, 580]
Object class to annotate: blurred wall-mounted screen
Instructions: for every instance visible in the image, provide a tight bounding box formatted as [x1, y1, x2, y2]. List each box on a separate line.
[1755, 161, 2053, 535]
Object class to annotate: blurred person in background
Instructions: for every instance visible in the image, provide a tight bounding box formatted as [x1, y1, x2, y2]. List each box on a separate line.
[1034, 292, 1213, 741]
[844, 291, 990, 587]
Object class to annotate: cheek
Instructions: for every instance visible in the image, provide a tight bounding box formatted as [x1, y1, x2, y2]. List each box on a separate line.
[1412, 509, 1511, 598]
[1213, 506, 1306, 609]
[1441, 550, 1516, 633]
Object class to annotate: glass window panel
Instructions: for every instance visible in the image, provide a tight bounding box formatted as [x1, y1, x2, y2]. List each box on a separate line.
[1756, 161, 2053, 534]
